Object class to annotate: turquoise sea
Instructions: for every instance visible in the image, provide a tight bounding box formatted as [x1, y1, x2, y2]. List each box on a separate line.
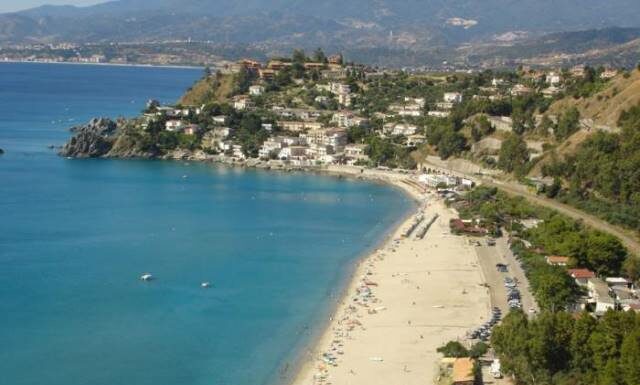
[0, 63, 414, 385]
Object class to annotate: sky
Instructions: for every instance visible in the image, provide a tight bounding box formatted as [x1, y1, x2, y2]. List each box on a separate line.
[0, 1, 104, 13]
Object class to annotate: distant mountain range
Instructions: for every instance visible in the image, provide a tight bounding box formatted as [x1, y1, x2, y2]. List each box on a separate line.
[2, 0, 640, 66]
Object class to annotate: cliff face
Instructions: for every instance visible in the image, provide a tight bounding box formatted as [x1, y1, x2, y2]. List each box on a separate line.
[60, 118, 118, 158]
[60, 118, 161, 159]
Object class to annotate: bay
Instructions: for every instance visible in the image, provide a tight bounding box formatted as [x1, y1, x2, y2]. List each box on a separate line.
[0, 62, 414, 385]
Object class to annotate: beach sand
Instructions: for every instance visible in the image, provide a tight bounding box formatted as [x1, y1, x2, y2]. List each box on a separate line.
[290, 168, 491, 385]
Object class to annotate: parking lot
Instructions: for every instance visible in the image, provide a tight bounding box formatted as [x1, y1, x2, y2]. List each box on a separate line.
[475, 236, 538, 318]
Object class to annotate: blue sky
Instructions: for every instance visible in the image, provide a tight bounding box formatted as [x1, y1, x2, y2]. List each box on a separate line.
[0, 1, 104, 13]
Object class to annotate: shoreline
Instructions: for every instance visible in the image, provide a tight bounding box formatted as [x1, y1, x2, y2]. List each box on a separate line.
[0, 59, 205, 70]
[284, 166, 490, 385]
[61, 153, 490, 385]
[271, 181, 420, 385]
[276, 167, 424, 385]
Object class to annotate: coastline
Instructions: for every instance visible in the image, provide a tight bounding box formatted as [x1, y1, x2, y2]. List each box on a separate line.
[0, 59, 205, 70]
[284, 165, 491, 385]
[268, 174, 420, 385]
[60, 152, 491, 385]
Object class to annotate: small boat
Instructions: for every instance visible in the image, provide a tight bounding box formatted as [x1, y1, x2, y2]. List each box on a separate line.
[140, 274, 154, 281]
[201, 282, 212, 288]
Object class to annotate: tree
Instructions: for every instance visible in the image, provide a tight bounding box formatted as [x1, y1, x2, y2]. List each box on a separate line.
[498, 133, 529, 174]
[313, 48, 327, 63]
[620, 329, 640, 385]
[545, 177, 562, 198]
[468, 342, 489, 358]
[599, 359, 622, 385]
[537, 114, 555, 137]
[556, 107, 581, 140]
[530, 266, 579, 311]
[470, 115, 494, 142]
[437, 341, 469, 358]
[583, 231, 627, 276]
[292, 49, 306, 64]
[437, 129, 467, 159]
[623, 257, 640, 282]
[571, 313, 597, 375]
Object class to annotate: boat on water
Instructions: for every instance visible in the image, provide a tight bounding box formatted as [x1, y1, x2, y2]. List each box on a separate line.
[140, 273, 154, 281]
[201, 282, 212, 288]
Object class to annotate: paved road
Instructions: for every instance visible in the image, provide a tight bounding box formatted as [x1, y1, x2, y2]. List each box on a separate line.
[475, 236, 537, 317]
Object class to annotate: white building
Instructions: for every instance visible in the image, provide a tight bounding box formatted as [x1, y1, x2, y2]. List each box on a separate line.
[428, 111, 450, 118]
[249, 85, 265, 96]
[384, 123, 418, 136]
[404, 97, 426, 107]
[218, 141, 233, 152]
[337, 93, 352, 107]
[329, 82, 351, 95]
[389, 103, 423, 117]
[488, 116, 513, 132]
[278, 121, 323, 133]
[436, 102, 454, 110]
[259, 138, 284, 159]
[344, 144, 369, 163]
[406, 134, 426, 147]
[492, 78, 506, 87]
[443, 92, 463, 103]
[588, 278, 616, 315]
[279, 146, 308, 160]
[212, 115, 228, 125]
[331, 111, 367, 128]
[232, 145, 246, 159]
[165, 120, 187, 132]
[418, 174, 458, 188]
[233, 95, 253, 110]
[546, 72, 562, 86]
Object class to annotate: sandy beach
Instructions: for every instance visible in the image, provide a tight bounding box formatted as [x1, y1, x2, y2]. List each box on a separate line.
[290, 167, 491, 385]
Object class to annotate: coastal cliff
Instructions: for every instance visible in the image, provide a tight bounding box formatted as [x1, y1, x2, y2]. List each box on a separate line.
[60, 118, 118, 158]
[60, 117, 160, 159]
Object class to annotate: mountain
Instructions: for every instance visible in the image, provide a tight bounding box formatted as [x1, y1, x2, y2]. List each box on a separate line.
[462, 27, 640, 69]
[2, 1, 640, 67]
[2, 0, 640, 48]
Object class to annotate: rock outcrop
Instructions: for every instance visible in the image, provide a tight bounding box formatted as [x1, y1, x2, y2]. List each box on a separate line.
[60, 118, 118, 158]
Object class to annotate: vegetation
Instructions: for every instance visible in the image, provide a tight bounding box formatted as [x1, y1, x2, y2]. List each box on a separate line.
[455, 186, 634, 310]
[437, 340, 489, 359]
[498, 133, 530, 175]
[492, 310, 640, 385]
[542, 104, 640, 231]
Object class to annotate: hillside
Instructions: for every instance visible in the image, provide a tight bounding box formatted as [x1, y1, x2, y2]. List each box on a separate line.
[179, 73, 236, 106]
[549, 68, 640, 128]
[464, 27, 640, 68]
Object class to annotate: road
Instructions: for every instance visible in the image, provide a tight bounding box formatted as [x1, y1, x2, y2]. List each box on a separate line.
[484, 178, 640, 256]
[475, 236, 538, 317]
[419, 159, 640, 256]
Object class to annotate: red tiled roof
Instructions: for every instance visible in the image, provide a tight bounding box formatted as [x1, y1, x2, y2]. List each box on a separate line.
[568, 268, 596, 279]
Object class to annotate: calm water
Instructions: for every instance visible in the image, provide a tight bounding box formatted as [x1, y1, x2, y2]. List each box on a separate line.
[0, 63, 414, 385]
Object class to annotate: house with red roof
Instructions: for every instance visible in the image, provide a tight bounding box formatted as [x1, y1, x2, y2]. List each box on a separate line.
[568, 268, 596, 286]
